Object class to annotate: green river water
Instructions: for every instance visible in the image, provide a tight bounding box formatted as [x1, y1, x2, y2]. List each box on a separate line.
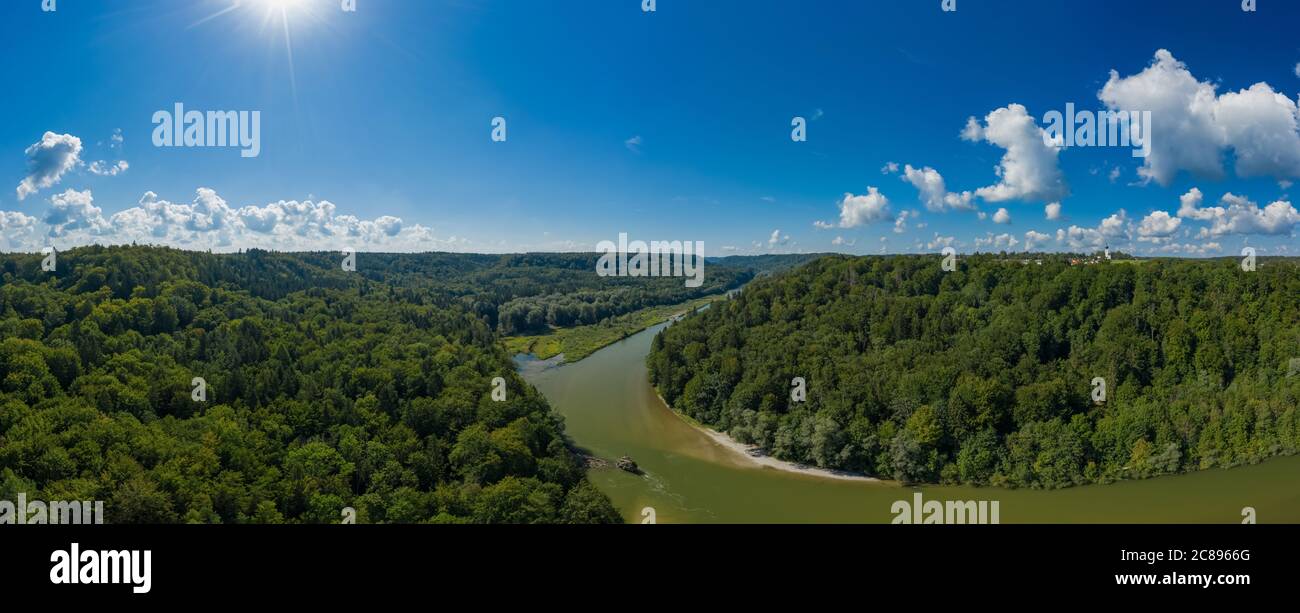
[517, 320, 1300, 524]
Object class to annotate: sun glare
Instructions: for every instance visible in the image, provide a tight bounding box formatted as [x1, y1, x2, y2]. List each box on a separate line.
[255, 0, 305, 10]
[189, 0, 336, 103]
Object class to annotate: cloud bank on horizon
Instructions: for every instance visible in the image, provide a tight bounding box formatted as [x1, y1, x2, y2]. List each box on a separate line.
[1, 1, 1298, 257]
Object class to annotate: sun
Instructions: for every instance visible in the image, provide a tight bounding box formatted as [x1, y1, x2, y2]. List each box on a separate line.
[247, 0, 310, 20]
[253, 0, 306, 10]
[190, 0, 334, 101]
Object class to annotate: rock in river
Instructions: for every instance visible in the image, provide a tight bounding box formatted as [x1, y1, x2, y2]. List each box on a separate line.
[616, 456, 640, 474]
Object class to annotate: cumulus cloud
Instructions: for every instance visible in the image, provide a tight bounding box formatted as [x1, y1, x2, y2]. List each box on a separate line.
[993, 208, 1012, 224]
[1056, 226, 1103, 250]
[767, 229, 789, 248]
[1055, 210, 1130, 250]
[1175, 187, 1300, 237]
[893, 209, 917, 234]
[1214, 83, 1300, 179]
[1024, 230, 1052, 250]
[962, 104, 1068, 203]
[0, 210, 39, 250]
[88, 160, 129, 177]
[45, 189, 109, 237]
[88, 129, 130, 177]
[16, 132, 83, 200]
[924, 233, 955, 250]
[1153, 241, 1223, 256]
[4, 187, 457, 253]
[975, 232, 1019, 250]
[900, 164, 976, 211]
[880, 161, 899, 174]
[827, 187, 893, 228]
[1137, 210, 1182, 242]
[1100, 49, 1300, 185]
[1045, 202, 1062, 220]
[1099, 209, 1131, 240]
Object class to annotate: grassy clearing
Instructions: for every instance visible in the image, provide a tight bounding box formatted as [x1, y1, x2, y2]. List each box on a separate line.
[504, 294, 724, 363]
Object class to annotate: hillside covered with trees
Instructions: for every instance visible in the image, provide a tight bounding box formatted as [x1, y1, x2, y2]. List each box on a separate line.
[0, 246, 712, 523]
[648, 254, 1300, 488]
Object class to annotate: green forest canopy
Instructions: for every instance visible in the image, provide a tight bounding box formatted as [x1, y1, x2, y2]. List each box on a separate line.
[0, 246, 758, 523]
[649, 254, 1300, 488]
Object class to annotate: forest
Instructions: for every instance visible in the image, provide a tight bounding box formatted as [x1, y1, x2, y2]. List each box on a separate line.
[648, 254, 1300, 488]
[0, 246, 745, 523]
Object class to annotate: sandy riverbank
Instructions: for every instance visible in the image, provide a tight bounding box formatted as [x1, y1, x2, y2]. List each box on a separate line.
[655, 392, 880, 483]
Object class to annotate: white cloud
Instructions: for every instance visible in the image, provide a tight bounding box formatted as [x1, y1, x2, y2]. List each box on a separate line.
[829, 187, 893, 228]
[1100, 49, 1300, 185]
[975, 232, 1019, 250]
[16, 132, 83, 201]
[963, 104, 1068, 203]
[925, 233, 955, 250]
[1175, 187, 1300, 236]
[624, 135, 642, 153]
[767, 229, 789, 248]
[45, 188, 109, 237]
[88, 160, 129, 177]
[1295, 62, 1300, 79]
[1024, 230, 1052, 250]
[1177, 187, 1206, 218]
[831, 236, 855, 247]
[1045, 202, 1062, 220]
[0, 210, 38, 229]
[1214, 83, 1300, 179]
[0, 210, 39, 250]
[1099, 209, 1131, 240]
[993, 208, 1011, 224]
[893, 209, 917, 234]
[4, 187, 456, 253]
[1154, 241, 1223, 256]
[1054, 210, 1130, 250]
[881, 161, 899, 174]
[89, 129, 129, 177]
[1057, 226, 1103, 250]
[900, 164, 976, 211]
[1137, 210, 1182, 241]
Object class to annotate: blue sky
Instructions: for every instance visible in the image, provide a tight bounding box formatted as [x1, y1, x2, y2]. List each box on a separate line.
[2, 0, 1299, 256]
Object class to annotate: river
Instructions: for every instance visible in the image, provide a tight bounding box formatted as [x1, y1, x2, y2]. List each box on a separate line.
[517, 319, 1300, 524]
